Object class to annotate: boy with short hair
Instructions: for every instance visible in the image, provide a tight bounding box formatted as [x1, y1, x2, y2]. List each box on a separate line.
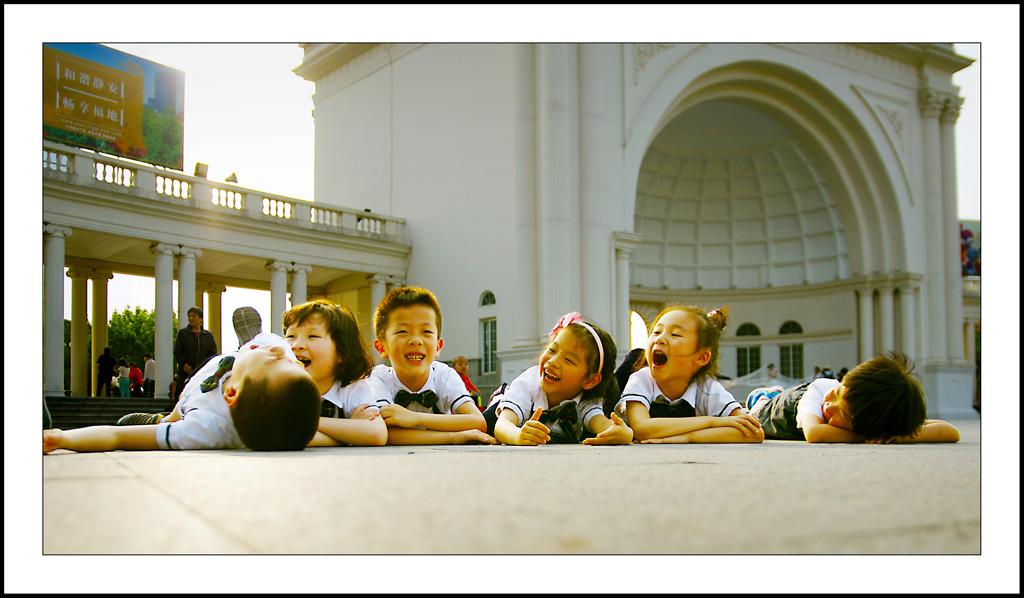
[746, 352, 960, 443]
[369, 287, 495, 445]
[44, 332, 322, 453]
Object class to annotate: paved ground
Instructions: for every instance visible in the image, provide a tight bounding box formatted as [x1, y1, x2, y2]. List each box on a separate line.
[13, 417, 1020, 593]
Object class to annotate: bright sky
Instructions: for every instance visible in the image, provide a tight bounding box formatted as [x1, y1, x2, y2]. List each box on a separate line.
[7, 4, 1021, 595]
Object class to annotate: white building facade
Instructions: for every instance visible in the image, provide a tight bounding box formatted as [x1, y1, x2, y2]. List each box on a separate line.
[295, 42, 977, 418]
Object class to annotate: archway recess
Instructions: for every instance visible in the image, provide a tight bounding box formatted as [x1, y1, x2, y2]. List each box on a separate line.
[629, 59, 907, 288]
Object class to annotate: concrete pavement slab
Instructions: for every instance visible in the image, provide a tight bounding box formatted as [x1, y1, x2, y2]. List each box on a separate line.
[41, 419, 981, 556]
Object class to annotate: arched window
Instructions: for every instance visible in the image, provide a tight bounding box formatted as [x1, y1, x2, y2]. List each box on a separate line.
[779, 320, 803, 378]
[735, 323, 761, 377]
[480, 291, 496, 306]
[736, 323, 761, 336]
[779, 321, 803, 335]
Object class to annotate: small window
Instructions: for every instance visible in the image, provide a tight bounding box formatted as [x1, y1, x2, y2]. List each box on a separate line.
[779, 321, 803, 335]
[480, 318, 497, 374]
[736, 323, 761, 336]
[737, 346, 761, 377]
[480, 291, 496, 306]
[780, 343, 803, 379]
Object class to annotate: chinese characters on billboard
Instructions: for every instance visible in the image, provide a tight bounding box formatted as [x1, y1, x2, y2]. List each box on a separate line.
[43, 43, 184, 170]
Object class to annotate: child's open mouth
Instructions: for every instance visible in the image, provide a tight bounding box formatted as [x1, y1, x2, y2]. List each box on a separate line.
[405, 353, 425, 362]
[542, 369, 560, 383]
[651, 351, 668, 367]
[296, 357, 312, 367]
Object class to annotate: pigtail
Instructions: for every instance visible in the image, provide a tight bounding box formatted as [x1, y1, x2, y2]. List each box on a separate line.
[706, 306, 729, 333]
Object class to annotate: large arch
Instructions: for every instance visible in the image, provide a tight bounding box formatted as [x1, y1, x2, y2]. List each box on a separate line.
[625, 52, 909, 280]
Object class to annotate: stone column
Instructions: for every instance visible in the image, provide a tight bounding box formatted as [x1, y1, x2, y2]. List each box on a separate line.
[941, 95, 968, 365]
[90, 269, 113, 396]
[857, 286, 875, 363]
[898, 282, 918, 363]
[67, 267, 92, 396]
[207, 283, 226, 351]
[291, 264, 312, 307]
[919, 88, 947, 364]
[150, 243, 178, 400]
[579, 43, 623, 329]
[878, 283, 895, 354]
[43, 224, 72, 397]
[535, 42, 580, 333]
[512, 43, 540, 351]
[613, 232, 644, 355]
[267, 261, 290, 336]
[963, 318, 977, 369]
[368, 274, 388, 323]
[386, 276, 406, 294]
[177, 246, 202, 328]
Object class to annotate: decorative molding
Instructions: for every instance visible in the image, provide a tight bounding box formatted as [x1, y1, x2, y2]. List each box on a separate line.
[918, 88, 946, 118]
[149, 242, 179, 257]
[178, 246, 203, 260]
[853, 85, 914, 206]
[633, 43, 675, 86]
[941, 94, 964, 124]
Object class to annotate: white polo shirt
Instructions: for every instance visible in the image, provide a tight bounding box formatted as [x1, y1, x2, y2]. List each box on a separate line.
[368, 361, 475, 415]
[615, 367, 743, 424]
[496, 365, 605, 434]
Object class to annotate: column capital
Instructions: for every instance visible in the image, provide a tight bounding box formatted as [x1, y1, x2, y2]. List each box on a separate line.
[43, 223, 73, 238]
[367, 273, 390, 285]
[386, 276, 406, 287]
[941, 94, 965, 124]
[66, 266, 93, 279]
[178, 245, 203, 259]
[90, 268, 114, 281]
[206, 283, 227, 294]
[918, 87, 945, 118]
[291, 263, 313, 275]
[149, 242, 180, 256]
[613, 230, 644, 255]
[266, 260, 291, 273]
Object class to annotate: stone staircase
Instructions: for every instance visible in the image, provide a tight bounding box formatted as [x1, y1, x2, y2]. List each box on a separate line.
[44, 395, 172, 430]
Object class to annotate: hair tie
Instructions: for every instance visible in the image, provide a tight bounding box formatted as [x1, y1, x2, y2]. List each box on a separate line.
[707, 308, 721, 319]
[549, 312, 604, 373]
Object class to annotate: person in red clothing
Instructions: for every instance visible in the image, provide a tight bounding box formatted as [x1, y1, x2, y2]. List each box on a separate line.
[452, 356, 483, 410]
[128, 362, 145, 397]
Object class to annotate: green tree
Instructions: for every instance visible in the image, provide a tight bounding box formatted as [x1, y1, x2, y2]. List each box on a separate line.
[108, 307, 157, 369]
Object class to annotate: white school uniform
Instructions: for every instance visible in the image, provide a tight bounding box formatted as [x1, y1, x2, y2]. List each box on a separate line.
[794, 378, 843, 429]
[496, 365, 605, 437]
[322, 377, 379, 418]
[368, 361, 475, 415]
[155, 332, 295, 450]
[615, 367, 743, 425]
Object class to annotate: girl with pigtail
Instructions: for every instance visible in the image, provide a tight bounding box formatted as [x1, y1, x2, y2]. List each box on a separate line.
[484, 312, 632, 445]
[615, 305, 764, 444]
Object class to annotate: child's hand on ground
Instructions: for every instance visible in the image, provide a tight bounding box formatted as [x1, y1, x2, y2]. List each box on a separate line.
[350, 405, 379, 421]
[452, 429, 499, 445]
[582, 412, 634, 445]
[43, 429, 64, 454]
[515, 408, 551, 445]
[379, 404, 421, 429]
[713, 413, 763, 437]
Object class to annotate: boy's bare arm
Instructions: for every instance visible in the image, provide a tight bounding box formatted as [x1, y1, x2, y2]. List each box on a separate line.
[800, 415, 864, 443]
[874, 420, 962, 444]
[379, 402, 487, 433]
[384, 427, 497, 445]
[44, 425, 161, 453]
[315, 415, 388, 446]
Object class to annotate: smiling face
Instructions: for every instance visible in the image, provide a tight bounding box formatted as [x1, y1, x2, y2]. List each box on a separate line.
[538, 327, 600, 405]
[285, 314, 342, 395]
[374, 304, 443, 391]
[645, 310, 711, 398]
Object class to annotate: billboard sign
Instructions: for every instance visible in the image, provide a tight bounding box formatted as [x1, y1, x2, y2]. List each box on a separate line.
[43, 43, 184, 170]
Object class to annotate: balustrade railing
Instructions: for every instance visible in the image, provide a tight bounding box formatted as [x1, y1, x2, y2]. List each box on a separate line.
[43, 140, 406, 242]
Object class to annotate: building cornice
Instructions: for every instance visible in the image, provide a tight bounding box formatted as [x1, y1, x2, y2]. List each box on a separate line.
[294, 43, 379, 82]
